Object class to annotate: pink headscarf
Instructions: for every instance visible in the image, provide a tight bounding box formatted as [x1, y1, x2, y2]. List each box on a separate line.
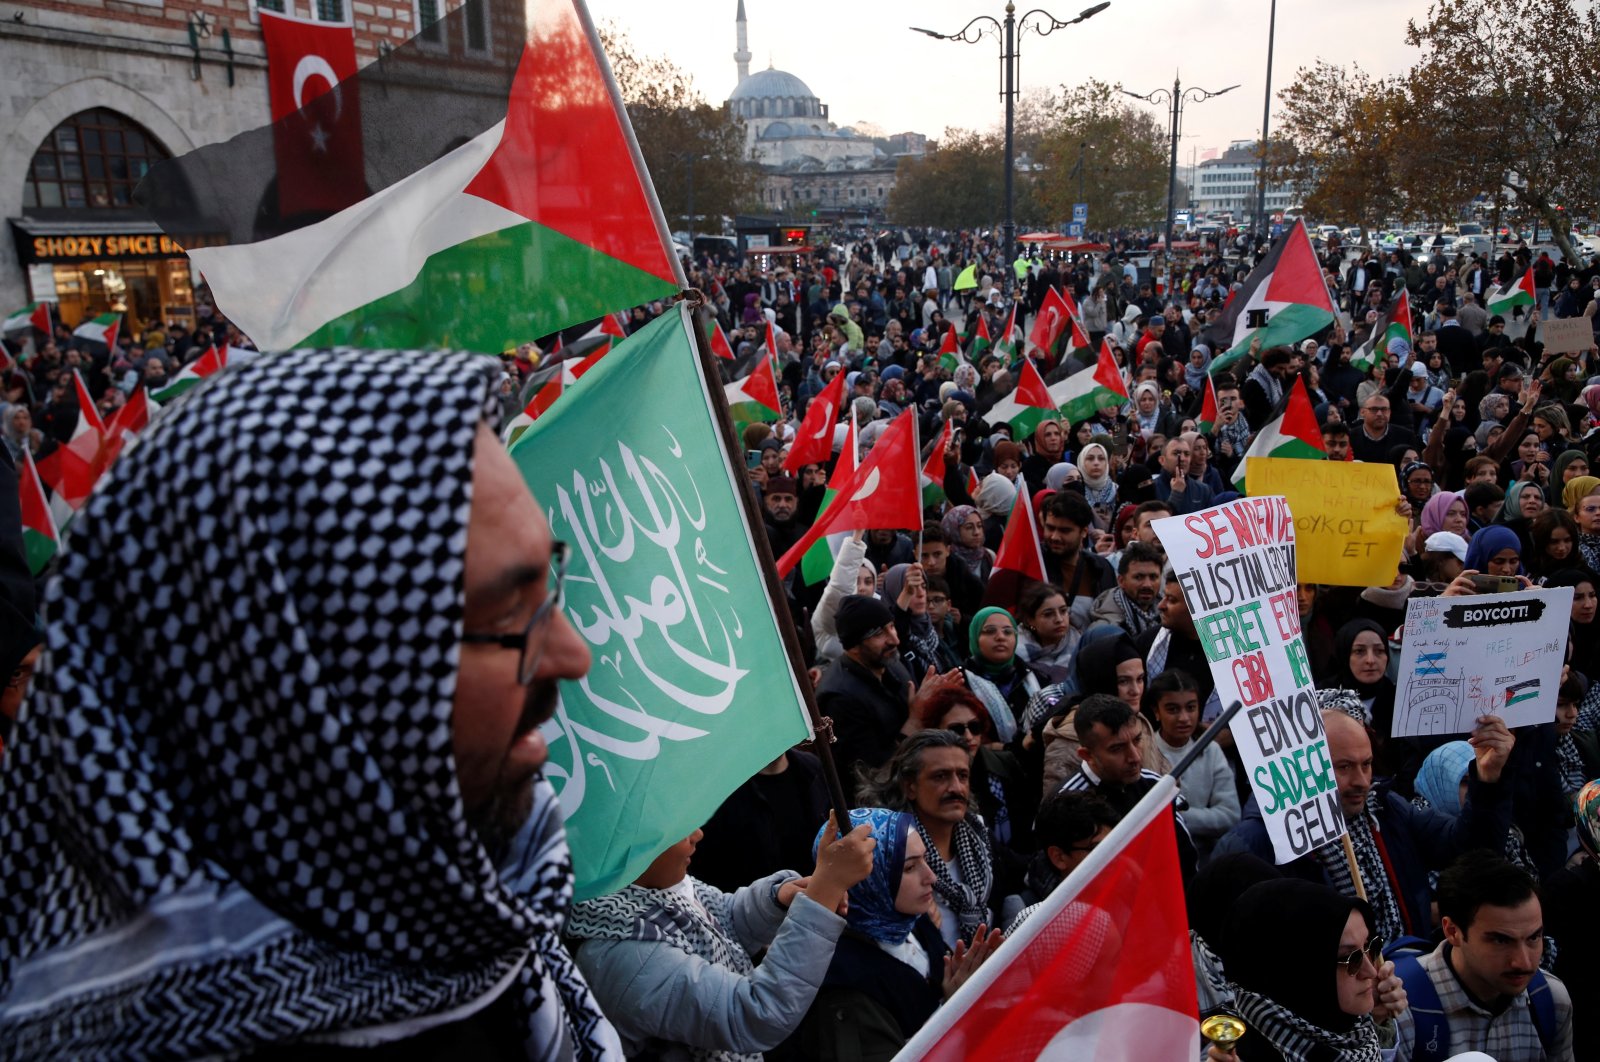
[1419, 490, 1465, 539]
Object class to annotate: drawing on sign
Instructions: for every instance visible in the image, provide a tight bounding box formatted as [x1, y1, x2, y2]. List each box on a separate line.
[1399, 667, 1462, 737]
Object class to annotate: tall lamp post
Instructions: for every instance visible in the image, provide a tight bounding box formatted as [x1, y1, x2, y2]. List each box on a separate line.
[1121, 77, 1238, 268]
[1256, 0, 1277, 241]
[911, 2, 1110, 296]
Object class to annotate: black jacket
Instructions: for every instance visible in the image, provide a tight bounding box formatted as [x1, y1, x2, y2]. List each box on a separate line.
[815, 653, 914, 781]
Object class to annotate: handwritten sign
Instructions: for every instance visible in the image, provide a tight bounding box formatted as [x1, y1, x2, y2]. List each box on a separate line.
[1392, 587, 1573, 737]
[1155, 496, 1347, 864]
[512, 305, 812, 899]
[1541, 315, 1593, 355]
[1245, 457, 1408, 586]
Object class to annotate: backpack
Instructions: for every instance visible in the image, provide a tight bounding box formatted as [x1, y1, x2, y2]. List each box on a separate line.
[1392, 949, 1558, 1062]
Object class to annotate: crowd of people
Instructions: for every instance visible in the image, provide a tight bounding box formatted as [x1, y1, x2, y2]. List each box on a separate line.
[2, 225, 1599, 1061]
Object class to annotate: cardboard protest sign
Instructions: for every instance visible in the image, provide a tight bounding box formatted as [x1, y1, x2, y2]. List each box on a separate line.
[1245, 457, 1408, 586]
[1540, 315, 1593, 355]
[1154, 497, 1346, 864]
[1392, 587, 1573, 737]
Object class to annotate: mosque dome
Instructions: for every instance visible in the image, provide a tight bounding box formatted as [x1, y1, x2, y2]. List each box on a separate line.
[730, 68, 817, 101]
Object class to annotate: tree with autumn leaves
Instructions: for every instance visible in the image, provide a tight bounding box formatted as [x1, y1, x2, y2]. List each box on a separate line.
[1269, 0, 1600, 266]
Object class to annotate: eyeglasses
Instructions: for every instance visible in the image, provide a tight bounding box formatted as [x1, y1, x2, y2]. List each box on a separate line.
[461, 542, 570, 685]
[1335, 937, 1385, 976]
[946, 722, 986, 739]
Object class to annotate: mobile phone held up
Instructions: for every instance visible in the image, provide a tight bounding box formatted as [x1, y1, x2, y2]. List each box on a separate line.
[1469, 573, 1519, 595]
[746, 450, 762, 470]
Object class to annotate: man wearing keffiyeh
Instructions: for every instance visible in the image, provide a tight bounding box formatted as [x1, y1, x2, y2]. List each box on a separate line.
[0, 348, 622, 1060]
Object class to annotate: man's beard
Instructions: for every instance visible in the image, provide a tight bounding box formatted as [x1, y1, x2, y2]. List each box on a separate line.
[466, 677, 561, 857]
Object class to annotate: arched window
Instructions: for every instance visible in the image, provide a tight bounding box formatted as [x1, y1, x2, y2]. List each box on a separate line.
[23, 109, 170, 211]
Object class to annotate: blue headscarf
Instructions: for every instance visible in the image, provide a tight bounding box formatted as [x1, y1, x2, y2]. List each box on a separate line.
[1463, 523, 1523, 574]
[814, 807, 917, 945]
[1415, 741, 1475, 817]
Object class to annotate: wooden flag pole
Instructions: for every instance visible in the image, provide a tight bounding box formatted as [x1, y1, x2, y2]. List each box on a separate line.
[1340, 833, 1369, 901]
[682, 291, 854, 826]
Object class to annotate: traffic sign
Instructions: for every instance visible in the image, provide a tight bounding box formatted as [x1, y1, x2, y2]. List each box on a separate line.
[1072, 203, 1088, 223]
[1067, 222, 1084, 237]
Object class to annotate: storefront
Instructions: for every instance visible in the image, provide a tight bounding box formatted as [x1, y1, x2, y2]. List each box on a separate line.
[10, 219, 196, 341]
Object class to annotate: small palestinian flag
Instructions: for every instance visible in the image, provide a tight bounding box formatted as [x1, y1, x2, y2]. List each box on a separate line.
[1487, 267, 1536, 316]
[1052, 339, 1129, 423]
[937, 325, 964, 373]
[708, 319, 736, 360]
[72, 313, 121, 351]
[724, 353, 781, 431]
[1352, 289, 1413, 373]
[800, 414, 858, 585]
[1197, 374, 1219, 434]
[995, 304, 1020, 365]
[18, 448, 59, 575]
[135, 0, 679, 354]
[92, 386, 156, 477]
[969, 314, 993, 360]
[153, 344, 228, 402]
[1203, 219, 1337, 376]
[921, 418, 953, 508]
[504, 341, 610, 445]
[986, 356, 1059, 441]
[2, 302, 51, 335]
[1231, 376, 1326, 493]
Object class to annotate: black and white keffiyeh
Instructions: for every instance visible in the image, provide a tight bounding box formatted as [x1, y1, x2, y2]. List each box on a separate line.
[914, 816, 994, 944]
[1111, 587, 1160, 637]
[0, 348, 618, 1060]
[1311, 793, 1407, 945]
[1231, 988, 1382, 1062]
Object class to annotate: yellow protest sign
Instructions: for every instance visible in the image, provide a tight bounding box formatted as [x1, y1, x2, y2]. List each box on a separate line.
[1245, 457, 1408, 587]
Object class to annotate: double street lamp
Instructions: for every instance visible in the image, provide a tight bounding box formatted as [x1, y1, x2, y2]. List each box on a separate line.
[911, 2, 1111, 296]
[1121, 77, 1237, 283]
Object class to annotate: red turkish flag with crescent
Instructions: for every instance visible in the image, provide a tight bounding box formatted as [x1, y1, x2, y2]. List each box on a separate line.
[259, 10, 363, 220]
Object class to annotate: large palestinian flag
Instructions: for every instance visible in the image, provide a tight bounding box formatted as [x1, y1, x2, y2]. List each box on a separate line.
[1231, 376, 1325, 493]
[135, 0, 680, 354]
[1053, 339, 1129, 423]
[985, 357, 1059, 440]
[1486, 267, 1536, 316]
[1352, 289, 1412, 373]
[1203, 219, 1337, 376]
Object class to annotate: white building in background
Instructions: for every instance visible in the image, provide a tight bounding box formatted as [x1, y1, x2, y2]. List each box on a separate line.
[1194, 140, 1296, 221]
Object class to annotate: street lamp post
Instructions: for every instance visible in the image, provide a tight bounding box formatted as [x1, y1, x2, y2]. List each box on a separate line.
[669, 151, 712, 251]
[1256, 0, 1277, 241]
[911, 2, 1110, 297]
[1121, 77, 1237, 288]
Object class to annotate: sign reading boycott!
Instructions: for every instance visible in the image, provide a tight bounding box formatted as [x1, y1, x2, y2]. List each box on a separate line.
[1392, 587, 1573, 737]
[1245, 457, 1408, 587]
[1154, 497, 1347, 863]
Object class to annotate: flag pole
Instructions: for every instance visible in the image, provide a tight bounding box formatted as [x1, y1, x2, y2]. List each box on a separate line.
[683, 296, 854, 825]
[573, 0, 688, 292]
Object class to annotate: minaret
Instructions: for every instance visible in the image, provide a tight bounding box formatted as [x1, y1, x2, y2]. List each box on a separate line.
[734, 0, 752, 84]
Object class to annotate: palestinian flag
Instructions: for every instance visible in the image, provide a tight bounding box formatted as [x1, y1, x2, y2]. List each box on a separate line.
[1352, 289, 1412, 373]
[18, 448, 58, 575]
[1202, 219, 1337, 376]
[800, 414, 858, 585]
[1197, 374, 1219, 434]
[995, 304, 1021, 365]
[2, 302, 51, 335]
[937, 325, 964, 373]
[969, 313, 993, 360]
[504, 341, 609, 445]
[153, 344, 228, 402]
[92, 387, 156, 478]
[784, 365, 845, 474]
[764, 320, 778, 362]
[1052, 339, 1129, 423]
[134, 0, 679, 355]
[1231, 376, 1325, 493]
[1059, 287, 1092, 352]
[986, 357, 1059, 441]
[708, 319, 736, 360]
[72, 313, 121, 351]
[1487, 267, 1536, 316]
[724, 354, 781, 430]
[35, 369, 106, 528]
[921, 418, 954, 508]
[981, 478, 1047, 612]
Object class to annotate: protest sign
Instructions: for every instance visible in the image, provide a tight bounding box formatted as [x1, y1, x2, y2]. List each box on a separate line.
[1245, 457, 1408, 586]
[1154, 497, 1346, 863]
[1540, 315, 1593, 355]
[511, 305, 813, 899]
[1392, 587, 1573, 737]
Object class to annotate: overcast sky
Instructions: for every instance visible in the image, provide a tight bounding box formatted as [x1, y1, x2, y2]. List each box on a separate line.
[587, 0, 1430, 157]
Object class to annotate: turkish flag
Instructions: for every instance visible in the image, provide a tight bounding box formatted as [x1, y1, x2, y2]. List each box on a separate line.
[782, 367, 845, 474]
[896, 786, 1199, 1060]
[259, 10, 363, 221]
[775, 409, 922, 578]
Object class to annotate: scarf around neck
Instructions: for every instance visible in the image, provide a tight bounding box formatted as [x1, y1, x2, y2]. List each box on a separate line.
[1312, 792, 1407, 943]
[1231, 988, 1382, 1062]
[914, 817, 994, 944]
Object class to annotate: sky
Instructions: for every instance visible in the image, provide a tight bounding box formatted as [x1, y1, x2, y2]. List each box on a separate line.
[586, 0, 1432, 159]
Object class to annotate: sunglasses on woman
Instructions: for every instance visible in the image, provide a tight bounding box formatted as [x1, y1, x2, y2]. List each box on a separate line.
[1336, 937, 1385, 976]
[946, 722, 985, 739]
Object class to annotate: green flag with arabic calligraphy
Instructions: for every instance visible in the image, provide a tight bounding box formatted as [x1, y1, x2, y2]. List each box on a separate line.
[509, 303, 813, 900]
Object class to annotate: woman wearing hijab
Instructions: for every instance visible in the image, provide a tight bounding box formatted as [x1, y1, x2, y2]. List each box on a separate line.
[1497, 479, 1545, 556]
[1547, 570, 1600, 684]
[1463, 523, 1525, 578]
[1417, 490, 1469, 543]
[1399, 461, 1436, 513]
[1413, 740, 1542, 882]
[940, 505, 992, 583]
[568, 817, 875, 1062]
[1037, 630, 1168, 796]
[883, 564, 942, 679]
[1324, 620, 1397, 739]
[1076, 441, 1119, 531]
[1212, 880, 1392, 1062]
[1189, 854, 1282, 1022]
[972, 472, 1017, 552]
[1552, 449, 1591, 494]
[1561, 473, 1600, 515]
[961, 606, 1050, 745]
[0, 349, 621, 1059]
[787, 809, 999, 1062]
[1044, 461, 1080, 493]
